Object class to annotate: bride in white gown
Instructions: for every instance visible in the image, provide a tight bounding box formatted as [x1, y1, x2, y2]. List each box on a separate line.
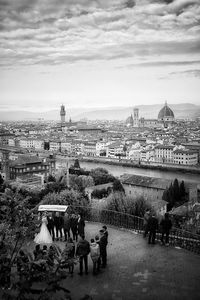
[34, 213, 53, 244]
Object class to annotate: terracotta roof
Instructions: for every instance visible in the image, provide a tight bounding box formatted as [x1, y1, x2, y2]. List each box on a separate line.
[10, 155, 43, 166]
[121, 174, 171, 190]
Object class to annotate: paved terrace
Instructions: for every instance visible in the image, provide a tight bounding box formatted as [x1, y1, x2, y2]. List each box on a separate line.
[53, 222, 200, 300]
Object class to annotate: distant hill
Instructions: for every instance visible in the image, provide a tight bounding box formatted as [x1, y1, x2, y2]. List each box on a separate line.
[0, 103, 199, 121]
[73, 103, 200, 120]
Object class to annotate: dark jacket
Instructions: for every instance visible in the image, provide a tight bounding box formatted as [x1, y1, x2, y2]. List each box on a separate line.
[104, 231, 108, 245]
[147, 216, 158, 232]
[160, 218, 172, 233]
[77, 218, 85, 235]
[99, 235, 107, 254]
[47, 216, 54, 229]
[76, 239, 90, 257]
[63, 215, 71, 231]
[71, 217, 78, 233]
[54, 216, 63, 229]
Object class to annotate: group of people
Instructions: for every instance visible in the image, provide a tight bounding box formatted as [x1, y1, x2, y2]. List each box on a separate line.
[76, 225, 108, 276]
[34, 211, 85, 244]
[33, 210, 109, 277]
[143, 210, 172, 245]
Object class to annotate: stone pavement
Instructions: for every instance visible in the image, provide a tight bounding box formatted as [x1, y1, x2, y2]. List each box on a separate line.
[58, 222, 200, 300]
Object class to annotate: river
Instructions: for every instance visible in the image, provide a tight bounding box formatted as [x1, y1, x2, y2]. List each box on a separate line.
[56, 157, 200, 184]
[78, 161, 200, 184]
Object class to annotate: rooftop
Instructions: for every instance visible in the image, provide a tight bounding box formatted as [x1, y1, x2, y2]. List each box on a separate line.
[121, 174, 171, 190]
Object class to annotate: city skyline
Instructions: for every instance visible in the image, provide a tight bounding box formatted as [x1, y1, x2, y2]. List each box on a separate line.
[0, 0, 200, 111]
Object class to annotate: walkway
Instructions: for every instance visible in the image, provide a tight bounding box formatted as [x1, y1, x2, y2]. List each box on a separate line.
[59, 222, 200, 300]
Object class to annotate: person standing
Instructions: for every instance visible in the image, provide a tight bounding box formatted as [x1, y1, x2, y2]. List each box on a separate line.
[77, 213, 85, 237]
[71, 214, 78, 242]
[63, 212, 71, 241]
[76, 235, 90, 275]
[34, 213, 53, 244]
[102, 226, 108, 243]
[95, 235, 101, 272]
[147, 213, 158, 245]
[54, 212, 63, 241]
[160, 213, 172, 246]
[90, 238, 100, 275]
[143, 209, 150, 238]
[47, 213, 55, 241]
[99, 229, 107, 268]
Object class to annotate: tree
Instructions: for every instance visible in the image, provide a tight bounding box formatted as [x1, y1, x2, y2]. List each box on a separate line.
[41, 188, 89, 207]
[90, 168, 115, 185]
[180, 180, 187, 202]
[47, 174, 56, 182]
[112, 179, 125, 193]
[74, 159, 80, 169]
[173, 178, 180, 203]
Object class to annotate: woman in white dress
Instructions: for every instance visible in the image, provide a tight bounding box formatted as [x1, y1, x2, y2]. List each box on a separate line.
[34, 213, 53, 244]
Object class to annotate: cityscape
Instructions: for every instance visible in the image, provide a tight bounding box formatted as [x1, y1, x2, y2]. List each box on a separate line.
[0, 0, 200, 300]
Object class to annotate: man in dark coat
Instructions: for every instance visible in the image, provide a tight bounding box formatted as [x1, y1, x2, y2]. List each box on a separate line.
[143, 210, 150, 238]
[99, 229, 107, 268]
[77, 213, 85, 237]
[63, 212, 71, 241]
[54, 212, 63, 240]
[160, 213, 172, 246]
[47, 213, 55, 241]
[71, 214, 78, 242]
[76, 235, 90, 275]
[147, 214, 158, 244]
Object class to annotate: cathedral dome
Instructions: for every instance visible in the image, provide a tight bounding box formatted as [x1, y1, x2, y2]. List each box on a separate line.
[126, 114, 133, 126]
[158, 102, 174, 120]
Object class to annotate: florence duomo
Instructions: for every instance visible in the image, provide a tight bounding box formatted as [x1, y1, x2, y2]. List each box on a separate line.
[0, 0, 200, 299]
[126, 102, 175, 128]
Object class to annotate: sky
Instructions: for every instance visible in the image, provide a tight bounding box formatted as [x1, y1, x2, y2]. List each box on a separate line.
[0, 0, 200, 111]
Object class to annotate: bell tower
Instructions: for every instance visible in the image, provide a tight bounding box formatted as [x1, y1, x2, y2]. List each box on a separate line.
[133, 108, 139, 127]
[60, 104, 66, 124]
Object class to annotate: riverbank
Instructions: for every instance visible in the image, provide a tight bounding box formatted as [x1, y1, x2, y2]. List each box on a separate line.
[77, 156, 200, 175]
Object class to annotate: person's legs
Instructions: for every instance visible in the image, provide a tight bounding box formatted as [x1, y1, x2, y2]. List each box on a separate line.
[97, 257, 101, 272]
[93, 261, 97, 275]
[64, 229, 67, 241]
[79, 256, 83, 275]
[102, 250, 106, 267]
[148, 231, 152, 244]
[165, 231, 169, 245]
[59, 228, 63, 239]
[84, 255, 88, 274]
[152, 231, 156, 244]
[161, 232, 165, 245]
[56, 226, 59, 239]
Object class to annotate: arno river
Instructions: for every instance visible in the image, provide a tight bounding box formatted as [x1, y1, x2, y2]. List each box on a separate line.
[57, 158, 200, 184]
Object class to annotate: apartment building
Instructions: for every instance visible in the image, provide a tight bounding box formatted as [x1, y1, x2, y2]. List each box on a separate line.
[173, 149, 198, 165]
[154, 145, 174, 163]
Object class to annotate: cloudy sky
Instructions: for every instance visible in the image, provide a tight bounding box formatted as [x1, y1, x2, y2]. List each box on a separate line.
[0, 0, 200, 111]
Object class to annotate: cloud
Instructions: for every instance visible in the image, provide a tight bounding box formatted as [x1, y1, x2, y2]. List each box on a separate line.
[170, 69, 200, 77]
[118, 59, 200, 68]
[0, 0, 200, 67]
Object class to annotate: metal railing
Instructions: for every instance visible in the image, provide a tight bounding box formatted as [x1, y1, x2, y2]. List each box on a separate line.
[69, 205, 200, 255]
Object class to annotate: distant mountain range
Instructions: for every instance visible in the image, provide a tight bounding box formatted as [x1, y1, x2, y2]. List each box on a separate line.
[0, 103, 199, 121]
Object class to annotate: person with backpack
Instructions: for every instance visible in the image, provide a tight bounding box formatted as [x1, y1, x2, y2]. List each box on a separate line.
[90, 238, 100, 275]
